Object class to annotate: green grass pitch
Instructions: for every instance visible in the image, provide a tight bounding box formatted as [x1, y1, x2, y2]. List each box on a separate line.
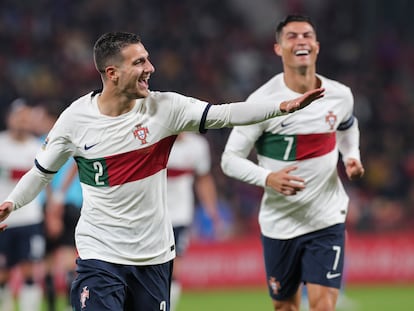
[37, 284, 414, 310]
[176, 285, 414, 311]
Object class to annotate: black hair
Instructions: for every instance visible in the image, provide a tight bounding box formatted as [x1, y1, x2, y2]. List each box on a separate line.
[93, 31, 141, 73]
[275, 14, 316, 42]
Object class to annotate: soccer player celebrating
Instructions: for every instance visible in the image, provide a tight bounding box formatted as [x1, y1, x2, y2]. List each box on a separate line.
[0, 31, 323, 311]
[221, 15, 364, 311]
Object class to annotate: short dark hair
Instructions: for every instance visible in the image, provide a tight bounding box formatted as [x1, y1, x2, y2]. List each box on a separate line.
[93, 32, 141, 73]
[275, 14, 316, 42]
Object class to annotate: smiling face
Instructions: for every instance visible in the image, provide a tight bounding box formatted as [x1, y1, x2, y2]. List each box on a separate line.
[274, 21, 319, 73]
[106, 42, 155, 99]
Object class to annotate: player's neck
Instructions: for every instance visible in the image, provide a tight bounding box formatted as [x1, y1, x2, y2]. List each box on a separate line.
[283, 67, 320, 94]
[97, 91, 136, 117]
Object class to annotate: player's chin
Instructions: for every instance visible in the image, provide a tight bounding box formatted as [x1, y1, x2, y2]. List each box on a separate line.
[136, 88, 150, 98]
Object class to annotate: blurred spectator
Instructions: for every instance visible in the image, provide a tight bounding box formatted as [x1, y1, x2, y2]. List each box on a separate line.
[0, 99, 44, 311]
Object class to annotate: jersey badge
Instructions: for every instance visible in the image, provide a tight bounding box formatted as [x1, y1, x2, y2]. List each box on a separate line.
[41, 137, 49, 150]
[80, 286, 90, 308]
[325, 111, 337, 130]
[132, 124, 149, 145]
[268, 276, 281, 295]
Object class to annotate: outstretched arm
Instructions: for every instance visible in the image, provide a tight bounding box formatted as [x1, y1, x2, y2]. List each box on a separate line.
[205, 88, 324, 128]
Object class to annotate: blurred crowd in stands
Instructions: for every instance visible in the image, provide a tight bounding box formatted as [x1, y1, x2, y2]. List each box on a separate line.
[0, 0, 413, 238]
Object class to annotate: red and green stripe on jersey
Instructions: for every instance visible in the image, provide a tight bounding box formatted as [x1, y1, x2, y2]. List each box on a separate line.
[255, 132, 336, 161]
[75, 136, 177, 187]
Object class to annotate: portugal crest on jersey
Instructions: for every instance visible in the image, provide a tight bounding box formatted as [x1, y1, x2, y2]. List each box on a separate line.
[325, 111, 337, 130]
[132, 124, 149, 145]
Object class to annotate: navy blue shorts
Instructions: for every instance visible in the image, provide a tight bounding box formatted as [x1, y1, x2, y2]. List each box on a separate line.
[173, 226, 190, 257]
[0, 223, 45, 268]
[70, 258, 173, 311]
[262, 223, 345, 300]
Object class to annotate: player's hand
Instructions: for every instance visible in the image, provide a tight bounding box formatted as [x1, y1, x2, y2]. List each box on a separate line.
[345, 158, 365, 181]
[0, 202, 14, 232]
[265, 166, 305, 196]
[280, 88, 325, 113]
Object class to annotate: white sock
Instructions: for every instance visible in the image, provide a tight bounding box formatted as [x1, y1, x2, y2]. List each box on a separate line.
[0, 285, 14, 311]
[170, 280, 182, 311]
[18, 284, 42, 311]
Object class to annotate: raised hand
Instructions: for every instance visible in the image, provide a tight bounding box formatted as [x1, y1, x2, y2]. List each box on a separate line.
[280, 88, 325, 113]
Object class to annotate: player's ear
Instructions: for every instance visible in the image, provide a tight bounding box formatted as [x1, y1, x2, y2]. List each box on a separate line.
[274, 43, 282, 56]
[105, 66, 118, 82]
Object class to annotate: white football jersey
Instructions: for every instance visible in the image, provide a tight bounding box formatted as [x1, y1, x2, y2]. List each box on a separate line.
[0, 132, 43, 227]
[222, 73, 361, 239]
[36, 91, 211, 265]
[166, 133, 211, 227]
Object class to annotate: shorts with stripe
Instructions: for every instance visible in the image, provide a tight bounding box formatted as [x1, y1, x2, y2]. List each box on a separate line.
[70, 258, 173, 311]
[262, 223, 345, 300]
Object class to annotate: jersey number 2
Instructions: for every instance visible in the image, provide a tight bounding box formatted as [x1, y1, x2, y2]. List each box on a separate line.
[93, 161, 105, 185]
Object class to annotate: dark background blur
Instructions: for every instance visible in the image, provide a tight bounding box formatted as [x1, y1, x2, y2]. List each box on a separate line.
[1, 0, 413, 237]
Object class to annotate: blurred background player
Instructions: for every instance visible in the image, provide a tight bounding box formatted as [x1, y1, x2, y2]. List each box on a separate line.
[43, 160, 81, 311]
[221, 14, 364, 311]
[31, 101, 82, 311]
[166, 132, 221, 311]
[0, 99, 45, 311]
